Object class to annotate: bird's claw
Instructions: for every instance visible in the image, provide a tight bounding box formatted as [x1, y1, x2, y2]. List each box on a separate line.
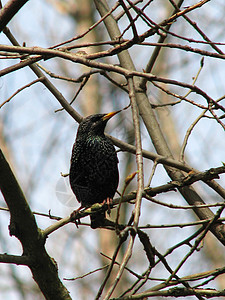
[70, 208, 82, 228]
[102, 197, 113, 216]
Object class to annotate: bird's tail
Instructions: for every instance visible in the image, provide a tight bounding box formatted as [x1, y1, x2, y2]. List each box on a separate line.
[90, 211, 106, 229]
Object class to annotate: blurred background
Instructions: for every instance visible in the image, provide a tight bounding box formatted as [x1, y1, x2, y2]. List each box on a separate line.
[0, 0, 225, 299]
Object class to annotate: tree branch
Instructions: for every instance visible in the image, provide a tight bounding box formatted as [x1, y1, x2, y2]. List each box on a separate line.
[0, 0, 29, 32]
[0, 253, 31, 265]
[0, 149, 71, 300]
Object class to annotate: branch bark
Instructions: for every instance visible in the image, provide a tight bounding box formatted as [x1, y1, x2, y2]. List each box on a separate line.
[0, 0, 29, 32]
[0, 149, 72, 300]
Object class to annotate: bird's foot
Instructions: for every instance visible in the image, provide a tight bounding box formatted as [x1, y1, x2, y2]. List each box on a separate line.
[70, 206, 82, 228]
[102, 197, 113, 216]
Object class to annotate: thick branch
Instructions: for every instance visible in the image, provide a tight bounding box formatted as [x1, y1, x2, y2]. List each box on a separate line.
[0, 149, 71, 300]
[0, 253, 31, 265]
[0, 0, 29, 32]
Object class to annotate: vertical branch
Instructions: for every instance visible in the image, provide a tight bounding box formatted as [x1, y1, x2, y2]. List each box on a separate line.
[95, 236, 127, 300]
[127, 77, 144, 228]
[180, 110, 206, 161]
[104, 236, 135, 300]
[103, 76, 143, 299]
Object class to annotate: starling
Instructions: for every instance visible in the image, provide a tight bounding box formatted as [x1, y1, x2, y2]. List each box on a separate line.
[69, 111, 120, 228]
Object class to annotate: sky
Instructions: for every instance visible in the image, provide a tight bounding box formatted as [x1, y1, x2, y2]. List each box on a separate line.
[1, 0, 225, 299]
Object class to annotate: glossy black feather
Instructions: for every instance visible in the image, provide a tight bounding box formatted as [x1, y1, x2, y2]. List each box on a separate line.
[69, 114, 119, 228]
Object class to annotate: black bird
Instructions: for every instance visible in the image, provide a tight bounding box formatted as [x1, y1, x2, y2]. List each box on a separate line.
[69, 111, 120, 228]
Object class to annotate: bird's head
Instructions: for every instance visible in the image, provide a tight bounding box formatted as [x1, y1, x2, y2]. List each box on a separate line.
[77, 110, 121, 137]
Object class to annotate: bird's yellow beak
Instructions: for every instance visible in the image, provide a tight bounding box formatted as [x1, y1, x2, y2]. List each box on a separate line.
[102, 110, 121, 121]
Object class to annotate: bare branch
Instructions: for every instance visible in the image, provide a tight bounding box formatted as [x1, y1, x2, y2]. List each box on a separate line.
[0, 77, 44, 108]
[0, 149, 71, 299]
[0, 0, 29, 32]
[0, 254, 31, 265]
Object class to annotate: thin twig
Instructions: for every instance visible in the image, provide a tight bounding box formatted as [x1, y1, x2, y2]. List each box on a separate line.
[50, 2, 120, 49]
[100, 252, 143, 279]
[95, 234, 128, 300]
[64, 265, 109, 281]
[55, 76, 90, 112]
[0, 77, 44, 108]
[164, 206, 225, 285]
[180, 96, 225, 161]
[146, 159, 159, 187]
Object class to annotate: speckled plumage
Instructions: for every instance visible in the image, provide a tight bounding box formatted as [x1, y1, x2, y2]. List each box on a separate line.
[69, 113, 119, 228]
